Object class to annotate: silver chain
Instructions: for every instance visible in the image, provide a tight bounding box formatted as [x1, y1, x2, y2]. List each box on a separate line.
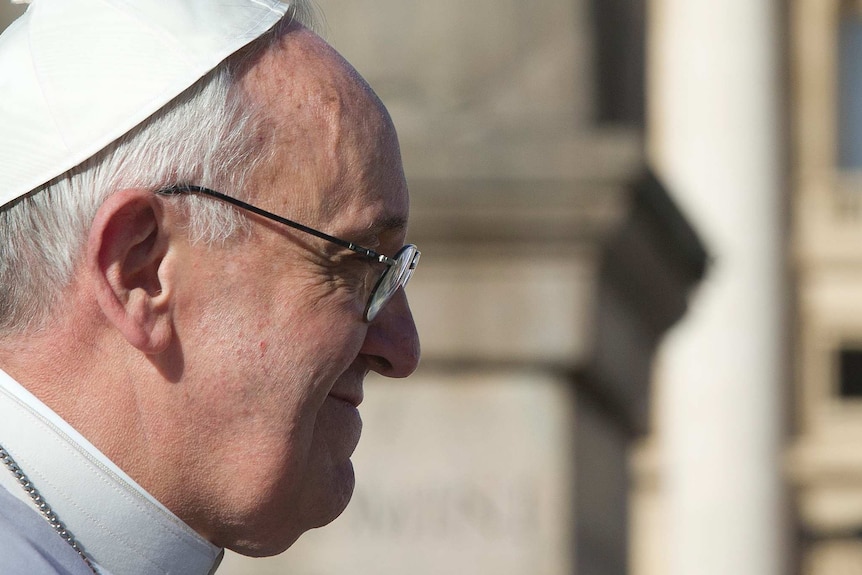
[0, 443, 97, 573]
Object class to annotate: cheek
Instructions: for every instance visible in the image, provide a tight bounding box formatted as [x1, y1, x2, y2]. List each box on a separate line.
[275, 298, 369, 366]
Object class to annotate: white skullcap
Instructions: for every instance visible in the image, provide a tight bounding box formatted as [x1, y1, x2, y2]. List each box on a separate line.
[0, 0, 290, 209]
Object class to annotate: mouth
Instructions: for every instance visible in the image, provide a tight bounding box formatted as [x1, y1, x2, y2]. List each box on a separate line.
[328, 387, 363, 408]
[327, 365, 367, 408]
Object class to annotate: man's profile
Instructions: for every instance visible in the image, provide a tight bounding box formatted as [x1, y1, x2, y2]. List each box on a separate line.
[0, 1, 420, 573]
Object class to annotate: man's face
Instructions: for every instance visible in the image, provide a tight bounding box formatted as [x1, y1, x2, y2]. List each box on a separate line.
[168, 26, 419, 555]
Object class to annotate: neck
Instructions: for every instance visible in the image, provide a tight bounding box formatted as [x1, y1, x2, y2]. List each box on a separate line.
[0, 313, 160, 497]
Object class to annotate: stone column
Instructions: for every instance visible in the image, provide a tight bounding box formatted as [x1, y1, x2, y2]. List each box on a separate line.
[648, 0, 788, 574]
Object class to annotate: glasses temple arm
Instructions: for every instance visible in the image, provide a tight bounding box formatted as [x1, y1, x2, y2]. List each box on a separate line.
[158, 185, 395, 265]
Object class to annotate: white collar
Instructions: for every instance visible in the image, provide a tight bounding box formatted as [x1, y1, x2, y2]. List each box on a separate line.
[0, 369, 223, 575]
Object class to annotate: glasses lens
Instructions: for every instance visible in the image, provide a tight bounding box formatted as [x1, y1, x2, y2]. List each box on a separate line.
[365, 244, 420, 321]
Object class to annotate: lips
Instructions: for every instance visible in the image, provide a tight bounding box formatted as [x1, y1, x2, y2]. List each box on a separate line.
[328, 367, 366, 407]
[320, 387, 364, 459]
[327, 386, 363, 408]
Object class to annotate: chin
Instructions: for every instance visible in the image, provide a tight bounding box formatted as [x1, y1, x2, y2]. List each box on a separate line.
[306, 457, 356, 530]
[230, 460, 357, 558]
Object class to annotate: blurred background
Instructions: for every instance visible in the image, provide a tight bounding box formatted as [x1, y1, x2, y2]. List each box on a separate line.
[4, 0, 862, 573]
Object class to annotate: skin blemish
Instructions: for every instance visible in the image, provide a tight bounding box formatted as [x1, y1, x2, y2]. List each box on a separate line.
[259, 340, 268, 357]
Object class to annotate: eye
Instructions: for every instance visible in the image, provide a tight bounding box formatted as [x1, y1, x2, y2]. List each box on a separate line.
[328, 254, 379, 298]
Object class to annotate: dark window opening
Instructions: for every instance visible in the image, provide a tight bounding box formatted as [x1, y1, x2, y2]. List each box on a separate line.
[839, 347, 862, 397]
[590, 0, 645, 127]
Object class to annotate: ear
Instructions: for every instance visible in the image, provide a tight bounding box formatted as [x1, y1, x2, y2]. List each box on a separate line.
[87, 189, 175, 354]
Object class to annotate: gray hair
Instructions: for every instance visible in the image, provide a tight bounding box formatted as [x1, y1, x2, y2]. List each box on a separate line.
[0, 2, 317, 334]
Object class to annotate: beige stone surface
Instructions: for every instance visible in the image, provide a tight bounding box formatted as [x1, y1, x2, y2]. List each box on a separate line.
[629, 439, 666, 575]
[804, 539, 862, 575]
[316, 0, 594, 173]
[788, 436, 862, 532]
[408, 255, 597, 364]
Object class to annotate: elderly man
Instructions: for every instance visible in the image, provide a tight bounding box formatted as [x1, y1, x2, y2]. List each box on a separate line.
[0, 0, 420, 573]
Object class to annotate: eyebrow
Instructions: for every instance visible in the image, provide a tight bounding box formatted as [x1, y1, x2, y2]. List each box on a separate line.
[349, 214, 409, 247]
[376, 214, 409, 235]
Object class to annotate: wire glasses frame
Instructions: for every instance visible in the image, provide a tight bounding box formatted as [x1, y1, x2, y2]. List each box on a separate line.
[157, 185, 420, 322]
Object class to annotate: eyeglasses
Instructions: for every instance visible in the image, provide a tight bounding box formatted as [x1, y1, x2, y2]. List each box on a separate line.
[157, 185, 420, 322]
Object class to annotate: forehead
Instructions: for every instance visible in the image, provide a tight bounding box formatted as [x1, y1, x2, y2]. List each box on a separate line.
[238, 25, 409, 236]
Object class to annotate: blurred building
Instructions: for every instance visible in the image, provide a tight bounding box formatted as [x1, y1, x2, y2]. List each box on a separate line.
[786, 0, 862, 572]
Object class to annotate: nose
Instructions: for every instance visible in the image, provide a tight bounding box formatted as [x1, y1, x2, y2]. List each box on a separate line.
[359, 288, 420, 378]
